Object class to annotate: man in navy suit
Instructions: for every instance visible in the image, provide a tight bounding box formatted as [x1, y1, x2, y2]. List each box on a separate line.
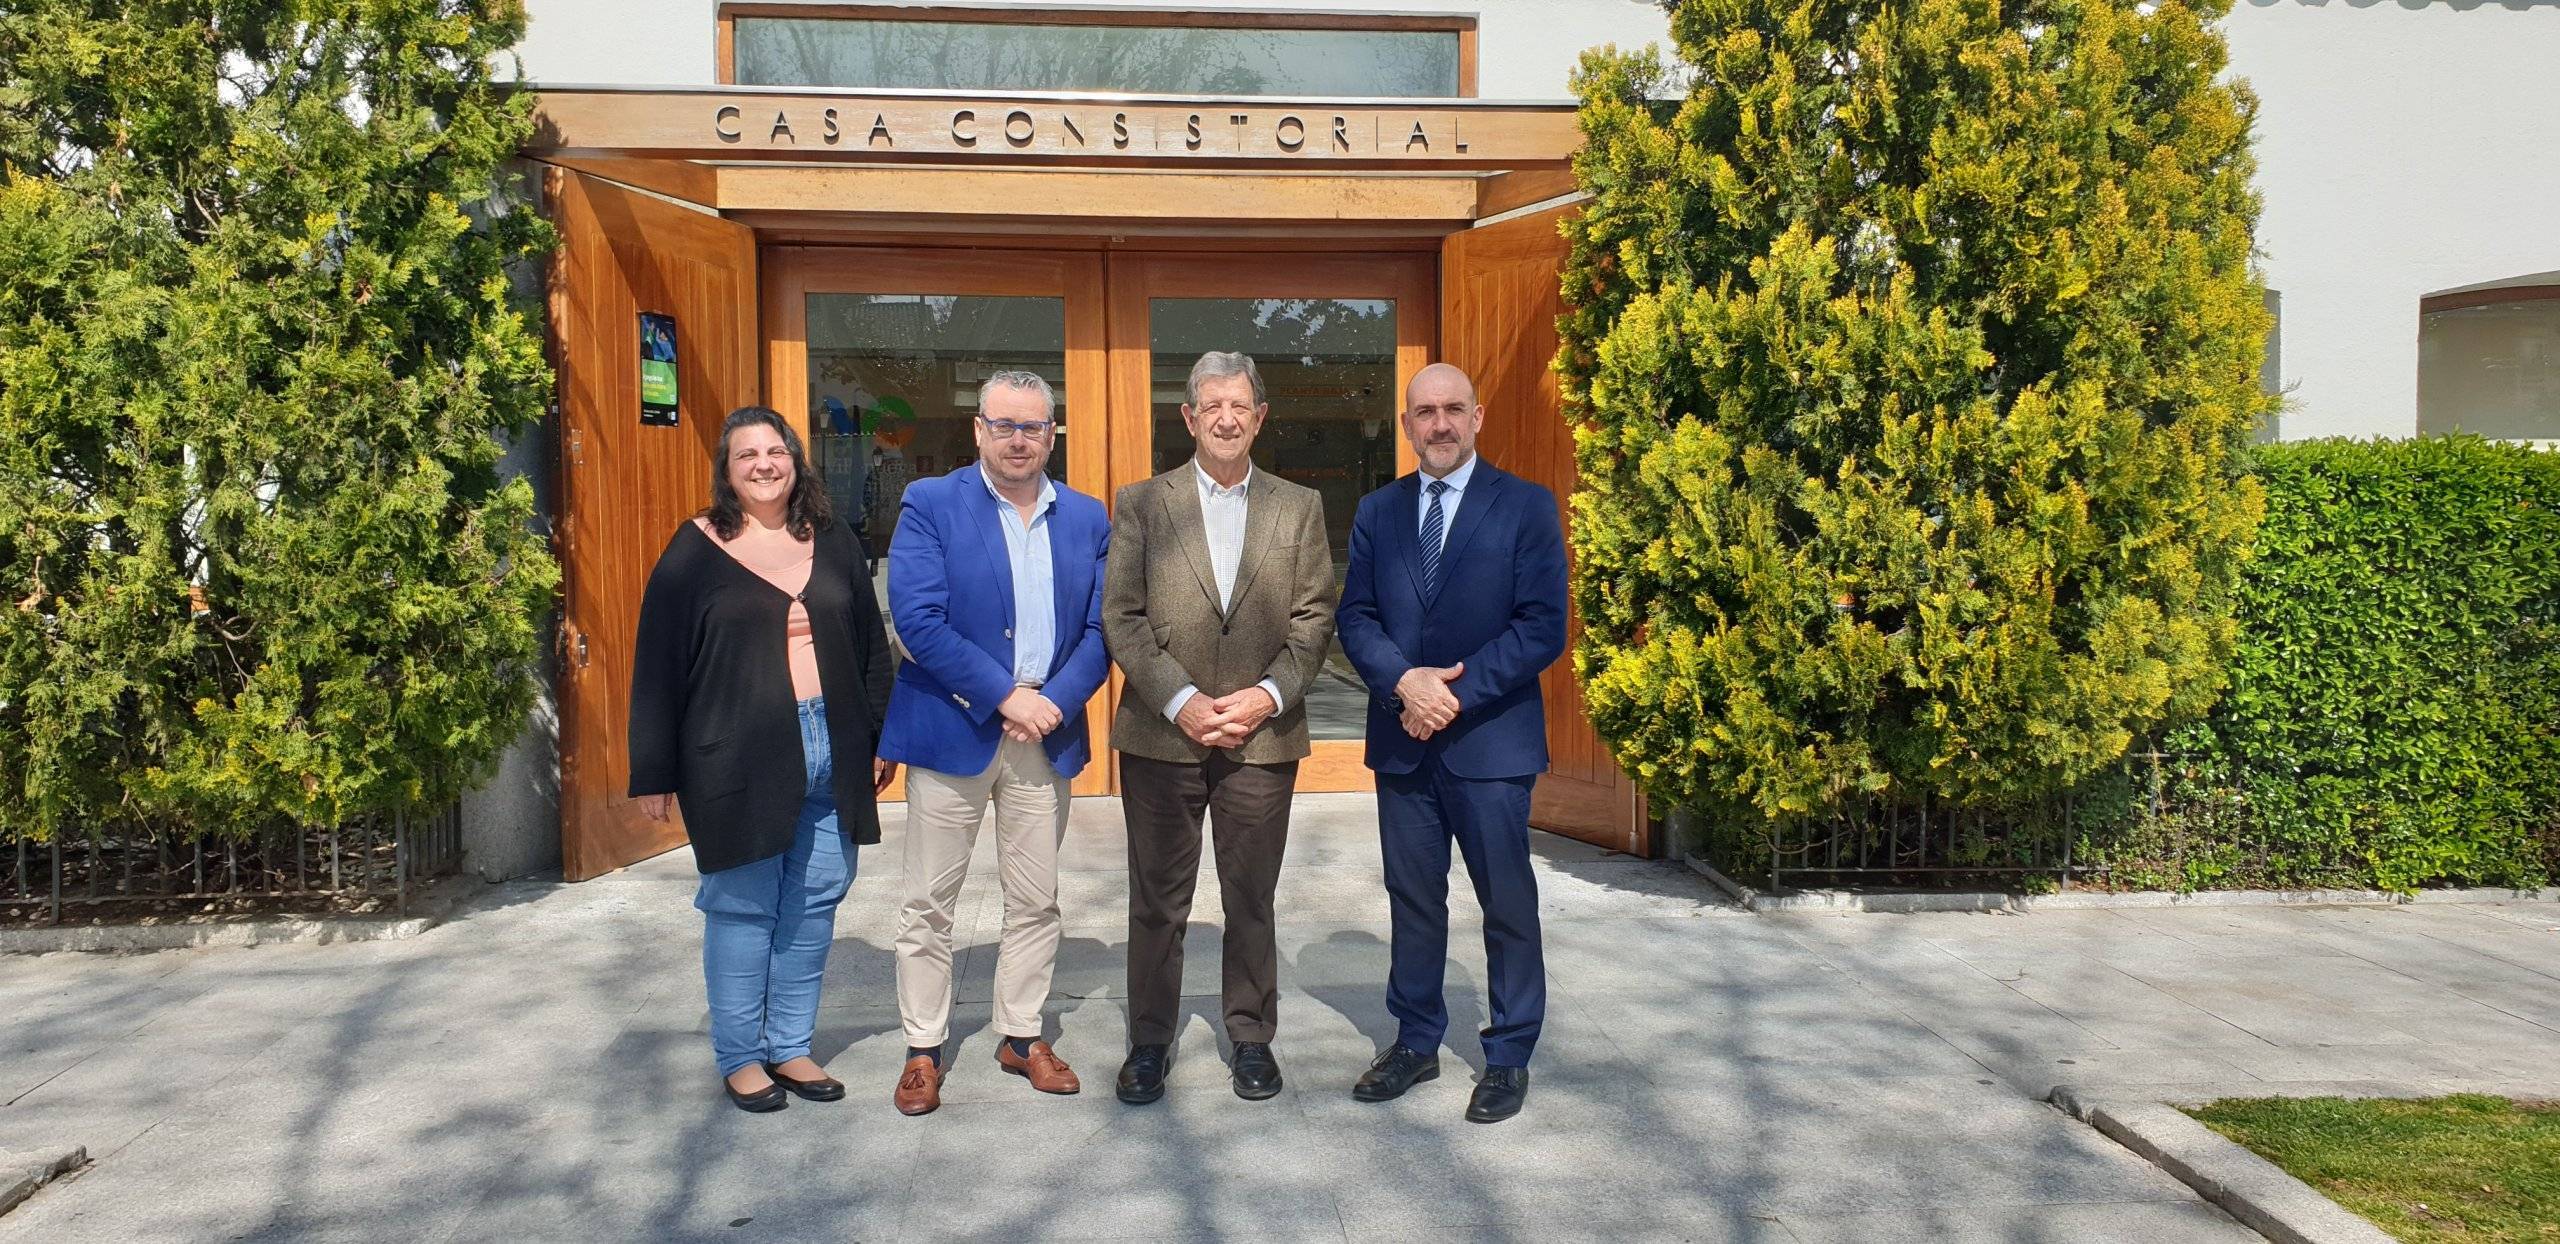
[879, 371, 1111, 1116]
[1335, 362, 1568, 1124]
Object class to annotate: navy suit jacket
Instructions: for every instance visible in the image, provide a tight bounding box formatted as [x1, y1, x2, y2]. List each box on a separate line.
[1336, 460, 1568, 779]
[877, 464, 1112, 779]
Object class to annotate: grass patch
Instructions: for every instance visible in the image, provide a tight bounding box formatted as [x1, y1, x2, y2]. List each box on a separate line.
[2187, 1094, 2560, 1242]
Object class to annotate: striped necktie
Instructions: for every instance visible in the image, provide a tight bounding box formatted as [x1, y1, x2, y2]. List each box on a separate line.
[1419, 478, 1450, 601]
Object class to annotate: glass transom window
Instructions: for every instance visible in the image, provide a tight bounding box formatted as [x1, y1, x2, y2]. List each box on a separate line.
[733, 17, 1463, 97]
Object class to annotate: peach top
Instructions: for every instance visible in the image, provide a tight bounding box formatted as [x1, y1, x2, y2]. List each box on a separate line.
[695, 517, 821, 700]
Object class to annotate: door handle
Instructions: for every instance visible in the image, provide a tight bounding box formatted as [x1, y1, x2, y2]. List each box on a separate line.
[575, 631, 590, 669]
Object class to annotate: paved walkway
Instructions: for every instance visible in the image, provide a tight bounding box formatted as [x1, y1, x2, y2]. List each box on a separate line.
[2, 794, 2555, 1242]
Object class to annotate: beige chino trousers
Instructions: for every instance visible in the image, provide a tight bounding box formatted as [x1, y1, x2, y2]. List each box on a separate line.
[892, 737, 1072, 1048]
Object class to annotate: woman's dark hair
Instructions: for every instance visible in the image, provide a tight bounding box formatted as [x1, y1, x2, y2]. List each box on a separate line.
[704, 405, 832, 541]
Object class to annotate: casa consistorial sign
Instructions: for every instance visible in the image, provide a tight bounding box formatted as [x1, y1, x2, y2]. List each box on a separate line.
[525, 90, 1578, 168]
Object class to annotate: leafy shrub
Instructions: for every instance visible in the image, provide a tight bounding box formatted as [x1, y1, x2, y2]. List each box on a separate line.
[1563, 0, 2272, 837]
[2091, 438, 2560, 890]
[0, 2, 556, 842]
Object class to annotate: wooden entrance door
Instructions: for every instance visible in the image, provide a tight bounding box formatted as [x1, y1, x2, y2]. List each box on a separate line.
[550, 170, 762, 880]
[1441, 206, 1650, 854]
[762, 248, 1113, 800]
[1105, 253, 1437, 793]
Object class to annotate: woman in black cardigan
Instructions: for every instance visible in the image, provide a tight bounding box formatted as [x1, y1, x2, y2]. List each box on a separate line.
[628, 405, 896, 1113]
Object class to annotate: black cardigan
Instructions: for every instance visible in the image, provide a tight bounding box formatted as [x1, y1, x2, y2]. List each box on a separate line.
[627, 517, 894, 873]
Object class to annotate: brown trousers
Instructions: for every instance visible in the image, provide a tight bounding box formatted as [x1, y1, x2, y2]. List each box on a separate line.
[1120, 752, 1298, 1047]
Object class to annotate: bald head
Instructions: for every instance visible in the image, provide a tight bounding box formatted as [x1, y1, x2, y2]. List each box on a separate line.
[1403, 362, 1485, 478]
[1405, 362, 1477, 409]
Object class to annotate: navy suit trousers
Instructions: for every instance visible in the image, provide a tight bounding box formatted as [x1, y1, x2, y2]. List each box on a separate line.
[1376, 761, 1546, 1068]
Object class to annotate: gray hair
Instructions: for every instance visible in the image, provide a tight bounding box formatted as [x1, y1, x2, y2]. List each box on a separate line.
[1185, 351, 1265, 407]
[977, 369, 1055, 417]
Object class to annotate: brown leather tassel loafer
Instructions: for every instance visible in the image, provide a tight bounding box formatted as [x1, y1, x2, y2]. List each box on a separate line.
[893, 1054, 944, 1116]
[997, 1040, 1082, 1095]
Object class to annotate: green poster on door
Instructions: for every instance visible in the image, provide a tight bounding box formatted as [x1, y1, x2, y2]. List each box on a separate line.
[638, 311, 678, 425]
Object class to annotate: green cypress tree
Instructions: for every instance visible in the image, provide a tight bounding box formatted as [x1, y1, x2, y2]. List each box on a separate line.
[0, 2, 556, 842]
[1562, 0, 2272, 832]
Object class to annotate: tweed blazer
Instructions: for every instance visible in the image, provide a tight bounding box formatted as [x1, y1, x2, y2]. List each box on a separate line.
[1103, 464, 1338, 765]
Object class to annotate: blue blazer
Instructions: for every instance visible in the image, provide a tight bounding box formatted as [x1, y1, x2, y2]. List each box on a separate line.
[878, 464, 1112, 779]
[1336, 461, 1568, 779]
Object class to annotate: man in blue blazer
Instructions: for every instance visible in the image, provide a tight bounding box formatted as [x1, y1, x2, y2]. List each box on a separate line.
[878, 371, 1110, 1116]
[1335, 362, 1568, 1124]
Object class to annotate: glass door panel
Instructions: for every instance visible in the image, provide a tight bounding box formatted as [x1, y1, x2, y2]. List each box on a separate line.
[805, 293, 1069, 585]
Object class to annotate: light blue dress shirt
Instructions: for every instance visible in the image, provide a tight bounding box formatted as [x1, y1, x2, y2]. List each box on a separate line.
[982, 468, 1057, 689]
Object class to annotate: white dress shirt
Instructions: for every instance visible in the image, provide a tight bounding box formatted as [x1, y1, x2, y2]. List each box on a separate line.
[1418, 451, 1480, 551]
[1163, 460, 1287, 725]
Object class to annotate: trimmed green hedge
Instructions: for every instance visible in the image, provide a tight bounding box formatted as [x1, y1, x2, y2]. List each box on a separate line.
[2088, 436, 2560, 891]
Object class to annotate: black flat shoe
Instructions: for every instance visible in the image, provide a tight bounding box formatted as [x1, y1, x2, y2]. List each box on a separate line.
[1116, 1043, 1169, 1105]
[1352, 1044, 1440, 1103]
[725, 1074, 788, 1114]
[1229, 1041, 1283, 1101]
[1466, 1066, 1529, 1123]
[766, 1061, 845, 1102]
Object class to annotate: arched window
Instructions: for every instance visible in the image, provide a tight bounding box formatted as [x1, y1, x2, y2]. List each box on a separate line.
[2418, 278, 2560, 444]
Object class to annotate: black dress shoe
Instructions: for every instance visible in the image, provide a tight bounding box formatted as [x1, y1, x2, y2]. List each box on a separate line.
[766, 1061, 845, 1102]
[724, 1073, 789, 1114]
[1466, 1066, 1529, 1123]
[1229, 1041, 1283, 1100]
[1352, 1045, 1441, 1103]
[1116, 1044, 1169, 1105]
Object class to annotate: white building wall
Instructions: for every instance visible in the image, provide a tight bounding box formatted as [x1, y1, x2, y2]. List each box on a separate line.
[515, 0, 2560, 440]
[2225, 1, 2560, 440]
[515, 0, 1675, 97]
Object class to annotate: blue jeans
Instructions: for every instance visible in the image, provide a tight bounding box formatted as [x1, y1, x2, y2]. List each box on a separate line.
[695, 696, 855, 1078]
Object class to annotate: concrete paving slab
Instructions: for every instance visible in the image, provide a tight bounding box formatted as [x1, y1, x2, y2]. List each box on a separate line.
[1778, 1199, 2263, 1242]
[1943, 950, 2278, 1054]
[1566, 982, 1989, 1081]
[2462, 903, 2560, 932]
[1964, 1045, 2270, 1097]
[1347, 1218, 1791, 1244]
[1639, 1074, 2203, 1217]
[19, 795, 2560, 1240]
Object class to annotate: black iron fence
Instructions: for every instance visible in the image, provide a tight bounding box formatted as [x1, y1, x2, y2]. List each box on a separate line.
[3, 805, 462, 926]
[1743, 751, 2187, 893]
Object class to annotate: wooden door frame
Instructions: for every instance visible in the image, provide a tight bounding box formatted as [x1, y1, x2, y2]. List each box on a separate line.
[1104, 251, 1436, 793]
[761, 244, 1115, 799]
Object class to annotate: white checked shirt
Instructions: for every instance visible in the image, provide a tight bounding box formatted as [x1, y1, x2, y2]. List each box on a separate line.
[1163, 460, 1287, 724]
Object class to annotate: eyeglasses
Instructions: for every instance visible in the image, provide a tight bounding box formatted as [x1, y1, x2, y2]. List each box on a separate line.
[978, 416, 1055, 441]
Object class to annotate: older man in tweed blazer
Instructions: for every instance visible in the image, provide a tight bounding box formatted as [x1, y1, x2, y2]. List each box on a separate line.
[1101, 350, 1336, 1107]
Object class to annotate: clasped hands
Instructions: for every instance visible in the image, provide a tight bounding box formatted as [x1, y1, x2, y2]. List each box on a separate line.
[1174, 686, 1278, 749]
[998, 686, 1065, 744]
[1395, 662, 1465, 741]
